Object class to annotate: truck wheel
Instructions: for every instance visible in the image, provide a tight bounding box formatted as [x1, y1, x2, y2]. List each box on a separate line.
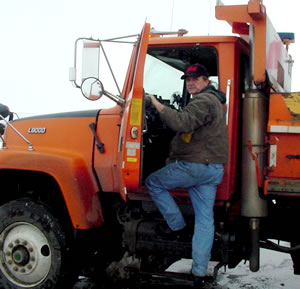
[0, 199, 75, 289]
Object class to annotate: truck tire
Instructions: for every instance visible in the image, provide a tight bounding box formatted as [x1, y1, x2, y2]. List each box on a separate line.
[0, 199, 75, 289]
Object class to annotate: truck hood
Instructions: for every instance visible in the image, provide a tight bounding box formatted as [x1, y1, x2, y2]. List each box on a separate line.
[12, 109, 99, 122]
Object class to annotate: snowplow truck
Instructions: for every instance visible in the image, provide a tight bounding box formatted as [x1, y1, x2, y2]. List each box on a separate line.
[0, 1, 299, 288]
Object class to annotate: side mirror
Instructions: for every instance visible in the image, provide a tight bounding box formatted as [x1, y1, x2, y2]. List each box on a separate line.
[81, 77, 104, 101]
[0, 104, 10, 118]
[69, 38, 101, 88]
[70, 37, 125, 106]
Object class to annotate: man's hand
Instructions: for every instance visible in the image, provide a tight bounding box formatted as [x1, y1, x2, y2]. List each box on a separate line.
[146, 94, 165, 113]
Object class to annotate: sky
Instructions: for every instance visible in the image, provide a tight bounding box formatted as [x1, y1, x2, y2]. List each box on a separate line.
[0, 0, 298, 117]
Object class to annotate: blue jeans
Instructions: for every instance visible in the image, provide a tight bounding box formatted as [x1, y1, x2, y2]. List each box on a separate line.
[145, 160, 224, 276]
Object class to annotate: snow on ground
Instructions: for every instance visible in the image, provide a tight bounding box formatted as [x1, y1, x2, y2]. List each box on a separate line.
[74, 247, 300, 288]
[168, 248, 300, 288]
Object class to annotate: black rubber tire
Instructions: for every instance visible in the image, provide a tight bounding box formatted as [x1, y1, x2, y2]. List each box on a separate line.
[0, 199, 76, 289]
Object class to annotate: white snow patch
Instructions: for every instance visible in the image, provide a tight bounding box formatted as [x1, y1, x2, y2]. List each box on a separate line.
[167, 248, 300, 288]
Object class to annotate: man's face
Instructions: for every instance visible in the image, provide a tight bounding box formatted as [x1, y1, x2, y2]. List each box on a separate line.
[186, 76, 209, 94]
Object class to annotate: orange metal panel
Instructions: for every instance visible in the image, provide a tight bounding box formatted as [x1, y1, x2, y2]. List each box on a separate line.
[1, 114, 103, 229]
[268, 93, 300, 130]
[117, 23, 151, 200]
[215, 2, 266, 83]
[266, 93, 300, 188]
[248, 1, 265, 19]
[216, 42, 240, 201]
[93, 107, 121, 192]
[267, 134, 300, 178]
[216, 5, 253, 24]
[148, 35, 238, 46]
[268, 93, 292, 125]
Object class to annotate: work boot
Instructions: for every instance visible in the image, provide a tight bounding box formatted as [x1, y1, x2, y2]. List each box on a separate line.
[155, 222, 189, 240]
[193, 275, 214, 288]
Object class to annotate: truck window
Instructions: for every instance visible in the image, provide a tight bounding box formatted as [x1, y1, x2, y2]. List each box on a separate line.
[144, 54, 184, 108]
[143, 45, 219, 109]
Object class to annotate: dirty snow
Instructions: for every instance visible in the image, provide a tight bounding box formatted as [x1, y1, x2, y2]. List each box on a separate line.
[74, 247, 300, 288]
[167, 247, 300, 288]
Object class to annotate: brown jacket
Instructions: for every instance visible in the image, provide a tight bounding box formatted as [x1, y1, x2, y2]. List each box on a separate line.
[159, 90, 228, 164]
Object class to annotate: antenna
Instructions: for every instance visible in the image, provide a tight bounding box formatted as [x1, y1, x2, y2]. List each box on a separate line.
[170, 0, 175, 30]
[208, 0, 214, 35]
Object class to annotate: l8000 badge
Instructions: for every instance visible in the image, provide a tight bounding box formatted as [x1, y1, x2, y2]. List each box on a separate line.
[28, 128, 46, 134]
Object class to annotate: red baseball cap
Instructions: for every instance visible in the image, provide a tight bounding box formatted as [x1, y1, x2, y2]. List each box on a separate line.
[181, 64, 209, 79]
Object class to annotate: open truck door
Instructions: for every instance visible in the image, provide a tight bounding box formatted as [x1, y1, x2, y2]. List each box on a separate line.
[117, 23, 151, 200]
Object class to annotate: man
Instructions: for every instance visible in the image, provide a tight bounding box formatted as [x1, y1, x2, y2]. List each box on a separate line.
[145, 64, 228, 287]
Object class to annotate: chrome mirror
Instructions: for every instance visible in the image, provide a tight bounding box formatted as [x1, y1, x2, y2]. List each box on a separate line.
[81, 77, 104, 101]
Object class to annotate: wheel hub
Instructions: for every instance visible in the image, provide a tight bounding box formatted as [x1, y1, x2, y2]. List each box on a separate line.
[5, 240, 35, 273]
[12, 245, 30, 265]
[0, 222, 52, 287]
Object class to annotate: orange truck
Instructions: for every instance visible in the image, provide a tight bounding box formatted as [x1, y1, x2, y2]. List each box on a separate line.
[0, 0, 299, 288]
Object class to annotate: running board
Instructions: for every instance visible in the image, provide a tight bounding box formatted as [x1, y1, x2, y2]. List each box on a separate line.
[124, 268, 219, 288]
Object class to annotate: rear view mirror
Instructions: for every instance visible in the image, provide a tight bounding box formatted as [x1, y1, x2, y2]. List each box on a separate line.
[81, 77, 104, 101]
[69, 38, 100, 88]
[81, 40, 100, 83]
[69, 36, 126, 106]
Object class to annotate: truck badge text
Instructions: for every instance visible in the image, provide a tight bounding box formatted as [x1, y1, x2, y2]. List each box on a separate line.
[28, 128, 46, 134]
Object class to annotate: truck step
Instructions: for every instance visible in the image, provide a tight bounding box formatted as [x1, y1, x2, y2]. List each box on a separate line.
[125, 269, 220, 288]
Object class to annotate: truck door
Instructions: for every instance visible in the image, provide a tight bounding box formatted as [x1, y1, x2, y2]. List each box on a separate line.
[117, 23, 150, 200]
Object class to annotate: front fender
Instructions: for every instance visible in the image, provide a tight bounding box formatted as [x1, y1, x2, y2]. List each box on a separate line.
[0, 149, 103, 229]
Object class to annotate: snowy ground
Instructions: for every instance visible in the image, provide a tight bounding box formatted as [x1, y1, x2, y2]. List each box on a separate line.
[74, 247, 300, 288]
[168, 248, 300, 288]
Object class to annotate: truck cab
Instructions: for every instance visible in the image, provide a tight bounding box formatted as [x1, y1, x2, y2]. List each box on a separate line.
[0, 1, 299, 288]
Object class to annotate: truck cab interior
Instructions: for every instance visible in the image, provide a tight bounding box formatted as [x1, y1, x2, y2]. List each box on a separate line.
[142, 45, 219, 181]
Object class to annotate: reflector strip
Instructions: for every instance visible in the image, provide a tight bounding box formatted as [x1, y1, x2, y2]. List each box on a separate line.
[269, 144, 277, 167]
[270, 125, 300, 133]
[130, 98, 142, 126]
